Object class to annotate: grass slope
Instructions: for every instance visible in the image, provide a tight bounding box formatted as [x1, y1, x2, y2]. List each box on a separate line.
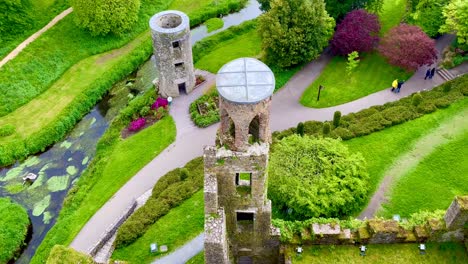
[0, 198, 30, 263]
[292, 243, 468, 264]
[343, 98, 468, 213]
[380, 132, 468, 217]
[187, 251, 205, 264]
[300, 0, 410, 108]
[46, 245, 94, 264]
[112, 191, 204, 263]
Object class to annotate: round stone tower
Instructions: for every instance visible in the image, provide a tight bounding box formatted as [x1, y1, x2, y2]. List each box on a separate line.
[149, 10, 196, 98]
[216, 57, 275, 151]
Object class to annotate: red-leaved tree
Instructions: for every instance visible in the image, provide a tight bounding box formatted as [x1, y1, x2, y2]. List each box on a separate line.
[379, 24, 437, 72]
[330, 9, 381, 55]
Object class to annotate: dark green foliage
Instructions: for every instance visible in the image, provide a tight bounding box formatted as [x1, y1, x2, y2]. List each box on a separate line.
[322, 122, 331, 134]
[258, 0, 335, 68]
[115, 157, 204, 247]
[0, 124, 15, 137]
[71, 0, 141, 36]
[189, 90, 220, 127]
[139, 105, 150, 116]
[412, 92, 423, 106]
[0, 198, 30, 263]
[408, 0, 447, 37]
[333, 111, 341, 127]
[269, 136, 369, 219]
[325, 0, 384, 20]
[296, 122, 305, 136]
[0, 0, 34, 38]
[273, 74, 468, 141]
[258, 0, 271, 11]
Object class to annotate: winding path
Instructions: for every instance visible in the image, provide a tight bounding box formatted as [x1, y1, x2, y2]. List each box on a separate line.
[70, 35, 465, 260]
[0, 8, 73, 68]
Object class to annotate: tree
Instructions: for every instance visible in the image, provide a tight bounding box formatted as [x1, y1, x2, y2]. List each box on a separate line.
[71, 0, 141, 36]
[0, 0, 34, 40]
[258, 0, 271, 11]
[268, 135, 369, 219]
[325, 0, 383, 20]
[330, 9, 380, 56]
[439, 0, 468, 49]
[409, 0, 447, 37]
[258, 0, 335, 68]
[379, 24, 437, 72]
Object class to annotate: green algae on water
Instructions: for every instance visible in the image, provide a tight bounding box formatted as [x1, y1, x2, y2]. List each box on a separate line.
[43, 211, 52, 224]
[82, 156, 89, 165]
[5, 183, 25, 194]
[47, 176, 70, 192]
[60, 141, 72, 149]
[66, 166, 78, 175]
[33, 195, 51, 216]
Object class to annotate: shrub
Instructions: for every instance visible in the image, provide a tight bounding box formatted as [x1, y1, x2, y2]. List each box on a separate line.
[139, 106, 150, 116]
[296, 122, 304, 136]
[412, 93, 423, 106]
[408, 0, 447, 37]
[322, 122, 331, 134]
[0, 124, 15, 137]
[417, 101, 437, 113]
[333, 111, 341, 127]
[189, 90, 220, 127]
[269, 136, 369, 219]
[0, 198, 30, 263]
[115, 157, 204, 247]
[381, 106, 415, 125]
[151, 97, 168, 110]
[330, 9, 381, 56]
[128, 118, 146, 132]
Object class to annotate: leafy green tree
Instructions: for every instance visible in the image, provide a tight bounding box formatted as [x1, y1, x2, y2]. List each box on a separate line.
[258, 0, 335, 68]
[439, 0, 468, 49]
[325, 0, 383, 20]
[71, 0, 141, 36]
[0, 0, 34, 40]
[346, 51, 360, 75]
[409, 0, 447, 37]
[268, 135, 369, 219]
[258, 0, 271, 11]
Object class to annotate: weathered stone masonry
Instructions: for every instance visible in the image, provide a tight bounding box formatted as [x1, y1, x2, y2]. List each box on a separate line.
[149, 10, 195, 97]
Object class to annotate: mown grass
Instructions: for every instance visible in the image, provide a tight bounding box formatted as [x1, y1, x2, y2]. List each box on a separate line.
[300, 0, 410, 108]
[380, 132, 468, 217]
[46, 245, 94, 264]
[205, 18, 224, 32]
[292, 243, 468, 264]
[187, 251, 205, 264]
[112, 191, 204, 263]
[0, 198, 30, 263]
[343, 98, 468, 211]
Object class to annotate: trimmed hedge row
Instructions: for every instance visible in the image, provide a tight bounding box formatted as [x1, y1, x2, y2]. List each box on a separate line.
[273, 74, 468, 141]
[0, 198, 30, 263]
[0, 40, 153, 167]
[31, 89, 159, 264]
[189, 90, 220, 127]
[114, 157, 204, 248]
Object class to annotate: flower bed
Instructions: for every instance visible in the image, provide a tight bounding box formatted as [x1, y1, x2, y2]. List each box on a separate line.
[189, 89, 220, 127]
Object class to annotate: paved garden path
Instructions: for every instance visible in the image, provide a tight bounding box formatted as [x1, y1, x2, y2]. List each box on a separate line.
[358, 106, 468, 219]
[0, 8, 73, 68]
[70, 35, 465, 259]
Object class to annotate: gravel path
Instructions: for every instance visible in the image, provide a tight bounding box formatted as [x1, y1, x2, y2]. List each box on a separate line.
[0, 8, 73, 68]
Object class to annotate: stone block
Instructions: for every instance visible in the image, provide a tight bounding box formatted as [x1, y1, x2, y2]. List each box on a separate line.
[312, 223, 341, 244]
[368, 220, 400, 244]
[414, 225, 429, 242]
[444, 196, 468, 230]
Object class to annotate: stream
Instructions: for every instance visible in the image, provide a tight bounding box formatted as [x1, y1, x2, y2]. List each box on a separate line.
[0, 0, 262, 262]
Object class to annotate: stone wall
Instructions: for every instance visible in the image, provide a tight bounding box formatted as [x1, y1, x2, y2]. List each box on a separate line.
[205, 209, 230, 264]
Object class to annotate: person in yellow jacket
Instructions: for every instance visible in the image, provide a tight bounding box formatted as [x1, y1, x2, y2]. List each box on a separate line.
[391, 79, 398, 92]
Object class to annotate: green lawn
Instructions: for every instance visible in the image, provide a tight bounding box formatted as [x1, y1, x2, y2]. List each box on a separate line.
[195, 29, 262, 73]
[343, 98, 468, 214]
[0, 198, 30, 263]
[187, 251, 205, 264]
[291, 243, 468, 264]
[112, 191, 204, 263]
[300, 0, 410, 108]
[205, 18, 224, 32]
[380, 132, 468, 217]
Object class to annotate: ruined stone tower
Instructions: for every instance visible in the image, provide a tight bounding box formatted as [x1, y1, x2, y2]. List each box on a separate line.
[149, 10, 196, 98]
[204, 58, 281, 264]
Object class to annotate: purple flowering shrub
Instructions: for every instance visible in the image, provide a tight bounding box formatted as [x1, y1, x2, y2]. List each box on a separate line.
[151, 97, 168, 110]
[128, 117, 146, 131]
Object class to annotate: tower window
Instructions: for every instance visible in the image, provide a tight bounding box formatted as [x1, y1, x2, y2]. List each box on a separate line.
[175, 62, 184, 70]
[237, 211, 254, 221]
[172, 41, 180, 48]
[236, 172, 251, 186]
[237, 211, 254, 232]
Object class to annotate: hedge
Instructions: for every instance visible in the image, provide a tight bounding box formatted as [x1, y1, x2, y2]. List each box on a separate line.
[273, 74, 468, 141]
[114, 157, 204, 248]
[0, 198, 30, 263]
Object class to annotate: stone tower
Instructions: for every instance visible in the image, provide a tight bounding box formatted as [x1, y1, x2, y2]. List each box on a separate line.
[204, 58, 281, 264]
[149, 10, 196, 98]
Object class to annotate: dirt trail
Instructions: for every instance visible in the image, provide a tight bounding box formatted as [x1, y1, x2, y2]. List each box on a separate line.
[0, 8, 73, 68]
[358, 105, 468, 219]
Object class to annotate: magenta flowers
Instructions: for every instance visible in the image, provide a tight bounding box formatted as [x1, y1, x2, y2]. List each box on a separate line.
[128, 117, 146, 131]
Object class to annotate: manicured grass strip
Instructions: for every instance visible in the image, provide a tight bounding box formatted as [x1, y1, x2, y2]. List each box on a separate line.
[31, 116, 176, 264]
[292, 243, 468, 263]
[46, 245, 94, 264]
[380, 132, 468, 217]
[205, 18, 224, 32]
[187, 251, 205, 264]
[112, 191, 204, 263]
[0, 198, 30, 263]
[300, 52, 411, 108]
[343, 99, 468, 209]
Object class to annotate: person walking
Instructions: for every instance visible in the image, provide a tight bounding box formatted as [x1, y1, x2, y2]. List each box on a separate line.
[396, 80, 404, 93]
[430, 67, 436, 79]
[391, 79, 398, 92]
[424, 68, 431, 80]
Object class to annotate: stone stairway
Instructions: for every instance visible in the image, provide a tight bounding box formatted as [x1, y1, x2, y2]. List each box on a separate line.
[437, 68, 456, 81]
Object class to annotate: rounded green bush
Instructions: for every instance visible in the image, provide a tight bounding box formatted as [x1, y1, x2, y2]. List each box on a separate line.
[412, 93, 423, 106]
[268, 136, 369, 219]
[0, 124, 15, 137]
[0, 198, 30, 263]
[322, 122, 331, 134]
